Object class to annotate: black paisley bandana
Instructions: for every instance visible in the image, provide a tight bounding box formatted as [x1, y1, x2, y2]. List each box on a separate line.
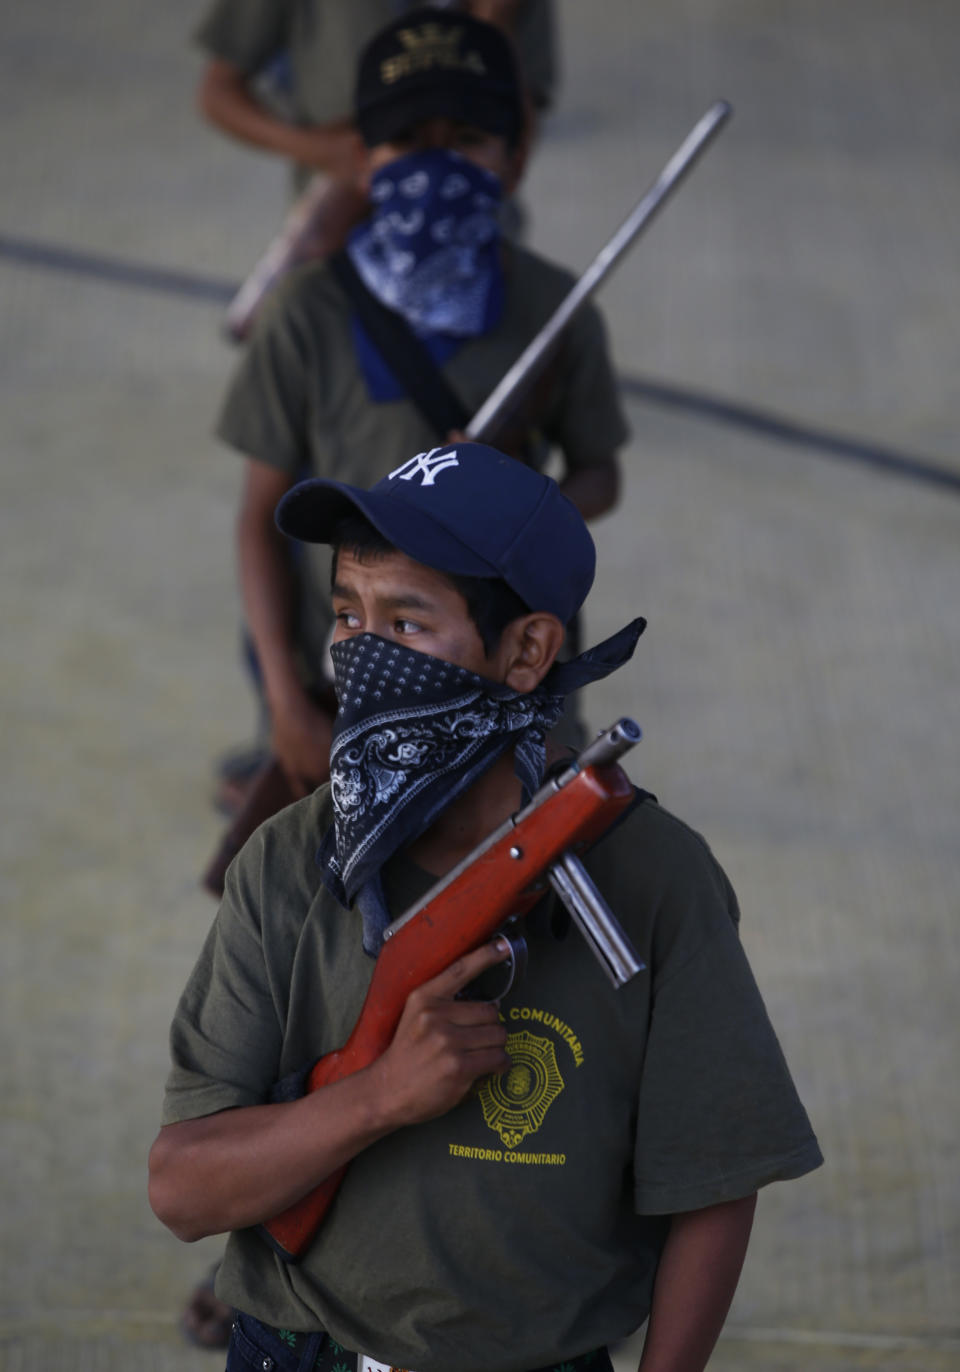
[316, 618, 645, 953]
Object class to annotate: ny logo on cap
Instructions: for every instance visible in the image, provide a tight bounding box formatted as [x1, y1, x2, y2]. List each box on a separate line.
[389, 447, 460, 487]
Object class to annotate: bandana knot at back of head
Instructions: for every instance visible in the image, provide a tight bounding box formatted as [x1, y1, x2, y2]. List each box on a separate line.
[316, 619, 645, 954]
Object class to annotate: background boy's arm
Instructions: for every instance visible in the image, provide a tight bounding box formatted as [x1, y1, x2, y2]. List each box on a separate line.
[638, 1194, 757, 1372]
[197, 57, 365, 180]
[445, 428, 620, 523]
[558, 455, 620, 521]
[149, 942, 511, 1242]
[236, 457, 332, 794]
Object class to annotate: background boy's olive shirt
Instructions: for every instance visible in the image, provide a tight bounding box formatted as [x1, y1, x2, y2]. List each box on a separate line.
[216, 246, 626, 482]
[162, 788, 822, 1372]
[215, 244, 630, 680]
[195, 0, 558, 125]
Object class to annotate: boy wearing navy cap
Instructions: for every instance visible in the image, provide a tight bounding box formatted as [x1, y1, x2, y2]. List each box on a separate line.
[214, 8, 628, 802]
[151, 445, 822, 1372]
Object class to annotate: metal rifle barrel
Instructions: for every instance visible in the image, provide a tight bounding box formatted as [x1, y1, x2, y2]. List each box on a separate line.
[465, 100, 733, 442]
[384, 718, 642, 943]
[548, 851, 645, 987]
[529, 716, 641, 810]
[543, 718, 645, 988]
[567, 716, 641, 774]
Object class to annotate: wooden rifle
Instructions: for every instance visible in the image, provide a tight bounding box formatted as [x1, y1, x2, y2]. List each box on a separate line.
[261, 718, 645, 1262]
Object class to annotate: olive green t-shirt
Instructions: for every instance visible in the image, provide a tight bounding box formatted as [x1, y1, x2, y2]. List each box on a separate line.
[216, 244, 629, 681]
[162, 788, 822, 1372]
[195, 0, 558, 125]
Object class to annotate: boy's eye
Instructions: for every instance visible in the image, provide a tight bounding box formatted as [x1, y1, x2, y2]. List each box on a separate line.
[335, 609, 361, 628]
[395, 618, 421, 634]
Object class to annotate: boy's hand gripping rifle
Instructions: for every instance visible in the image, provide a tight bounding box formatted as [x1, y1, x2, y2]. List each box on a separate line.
[262, 717, 645, 1262]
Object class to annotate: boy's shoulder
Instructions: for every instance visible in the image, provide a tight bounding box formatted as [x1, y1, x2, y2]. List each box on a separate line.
[503, 240, 578, 301]
[621, 791, 720, 860]
[586, 789, 741, 932]
[229, 782, 335, 910]
[259, 780, 334, 852]
[259, 260, 349, 334]
[505, 239, 576, 279]
[498, 243, 614, 361]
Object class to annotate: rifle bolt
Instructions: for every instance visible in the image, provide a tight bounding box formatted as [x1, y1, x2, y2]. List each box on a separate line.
[509, 845, 524, 860]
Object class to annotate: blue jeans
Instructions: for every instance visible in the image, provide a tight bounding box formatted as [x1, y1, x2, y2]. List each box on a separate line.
[226, 1311, 614, 1372]
[226, 1313, 342, 1372]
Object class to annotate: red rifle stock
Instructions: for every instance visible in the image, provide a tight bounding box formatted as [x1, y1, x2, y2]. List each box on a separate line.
[261, 735, 638, 1261]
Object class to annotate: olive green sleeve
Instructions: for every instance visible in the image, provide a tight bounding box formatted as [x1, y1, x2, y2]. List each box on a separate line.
[214, 278, 317, 474]
[629, 834, 823, 1213]
[512, 0, 558, 110]
[193, 0, 293, 73]
[543, 299, 631, 469]
[160, 832, 284, 1123]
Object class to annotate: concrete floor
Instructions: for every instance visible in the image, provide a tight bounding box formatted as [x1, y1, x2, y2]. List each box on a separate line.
[1, 1, 958, 1368]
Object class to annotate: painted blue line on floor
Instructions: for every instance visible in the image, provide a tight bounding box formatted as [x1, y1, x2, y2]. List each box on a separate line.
[0, 231, 237, 304]
[620, 375, 960, 496]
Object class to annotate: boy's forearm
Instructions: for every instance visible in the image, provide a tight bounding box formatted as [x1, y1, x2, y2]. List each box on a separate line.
[199, 59, 301, 158]
[148, 1066, 396, 1242]
[638, 1194, 757, 1372]
[236, 489, 303, 711]
[558, 458, 620, 520]
[198, 59, 362, 175]
[149, 945, 512, 1243]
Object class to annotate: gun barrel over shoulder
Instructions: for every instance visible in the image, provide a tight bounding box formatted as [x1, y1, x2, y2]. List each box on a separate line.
[385, 716, 643, 944]
[533, 717, 646, 987]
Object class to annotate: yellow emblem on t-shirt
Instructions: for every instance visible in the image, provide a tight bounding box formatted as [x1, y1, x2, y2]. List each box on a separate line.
[477, 1029, 565, 1149]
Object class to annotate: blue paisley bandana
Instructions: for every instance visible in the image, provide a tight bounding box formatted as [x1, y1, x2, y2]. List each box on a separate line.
[347, 147, 504, 339]
[316, 619, 645, 952]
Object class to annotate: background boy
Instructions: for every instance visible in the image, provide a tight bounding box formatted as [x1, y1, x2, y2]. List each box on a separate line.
[213, 9, 628, 799]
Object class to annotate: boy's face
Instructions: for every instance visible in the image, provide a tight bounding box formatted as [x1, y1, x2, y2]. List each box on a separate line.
[332, 546, 506, 679]
[364, 117, 523, 192]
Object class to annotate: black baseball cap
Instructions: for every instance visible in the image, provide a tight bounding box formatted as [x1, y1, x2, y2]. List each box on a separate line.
[275, 442, 596, 625]
[354, 8, 524, 148]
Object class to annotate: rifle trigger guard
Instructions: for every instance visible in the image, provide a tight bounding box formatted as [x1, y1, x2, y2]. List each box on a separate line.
[493, 929, 528, 1002]
[458, 927, 528, 1003]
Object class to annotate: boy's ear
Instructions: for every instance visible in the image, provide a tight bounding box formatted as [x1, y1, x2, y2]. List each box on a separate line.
[499, 613, 565, 693]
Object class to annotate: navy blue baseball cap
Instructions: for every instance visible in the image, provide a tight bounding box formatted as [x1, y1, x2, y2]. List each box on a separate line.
[275, 442, 596, 624]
